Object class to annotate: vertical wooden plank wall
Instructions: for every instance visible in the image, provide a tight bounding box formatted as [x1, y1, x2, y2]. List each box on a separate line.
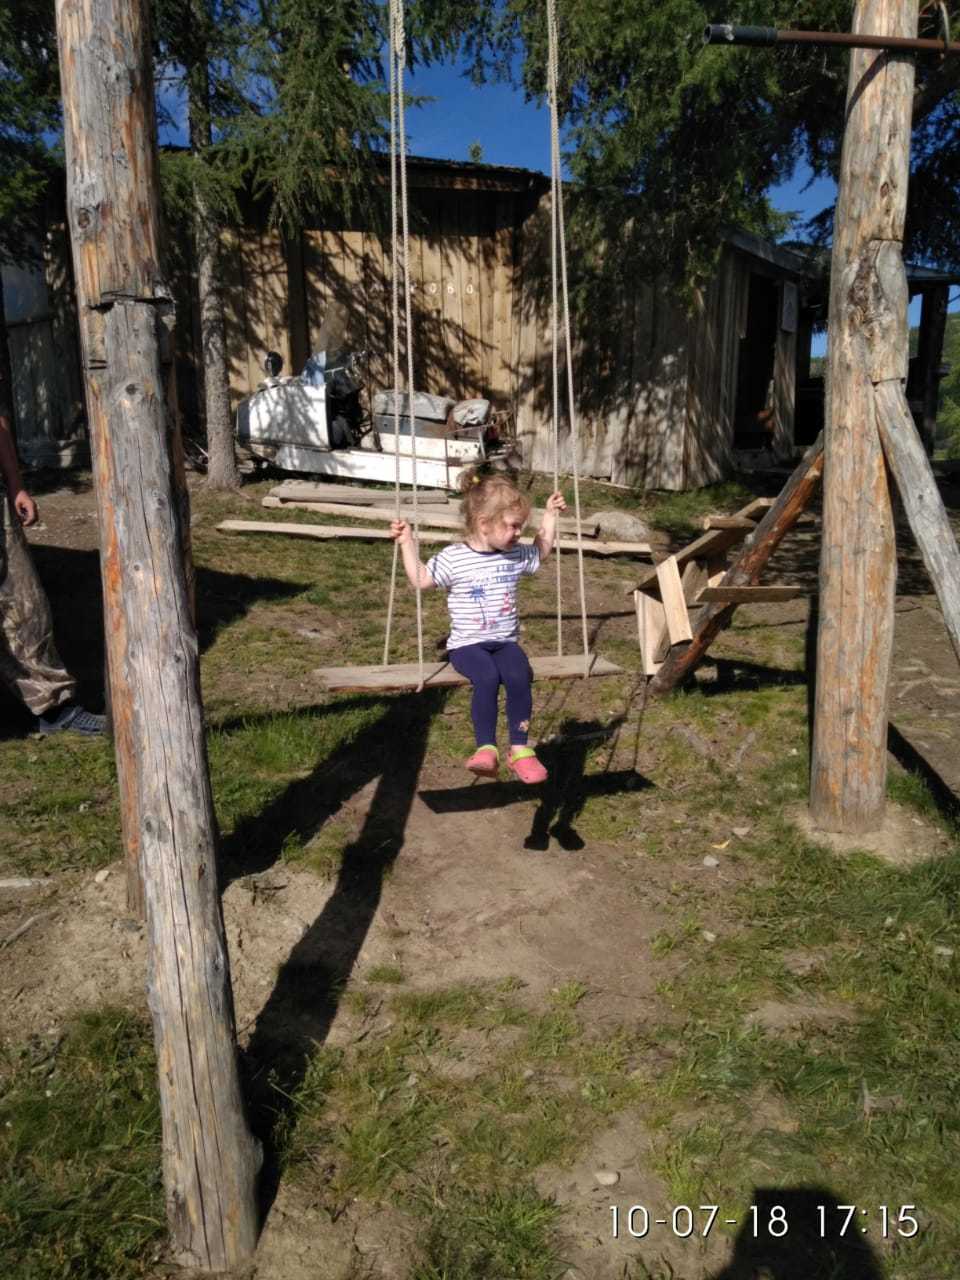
[417, 191, 445, 399]
[720, 255, 749, 467]
[219, 180, 531, 430]
[213, 180, 805, 493]
[45, 219, 86, 447]
[363, 228, 390, 397]
[510, 187, 708, 491]
[4, 236, 85, 463]
[607, 271, 641, 487]
[491, 194, 515, 404]
[440, 190, 465, 403]
[614, 280, 655, 487]
[683, 249, 739, 487]
[284, 231, 309, 377]
[513, 196, 544, 467]
[7, 318, 84, 463]
[260, 229, 292, 376]
[218, 228, 251, 404]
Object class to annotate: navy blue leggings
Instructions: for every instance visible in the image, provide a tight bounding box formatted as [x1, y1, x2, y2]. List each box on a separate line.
[448, 641, 533, 747]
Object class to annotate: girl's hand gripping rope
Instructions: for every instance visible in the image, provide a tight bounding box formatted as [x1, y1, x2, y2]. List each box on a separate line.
[535, 491, 567, 559]
[390, 518, 413, 546]
[390, 519, 435, 590]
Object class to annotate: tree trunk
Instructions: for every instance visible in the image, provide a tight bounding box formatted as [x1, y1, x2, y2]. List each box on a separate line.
[54, 0, 259, 1269]
[188, 26, 239, 492]
[196, 208, 238, 490]
[809, 0, 916, 834]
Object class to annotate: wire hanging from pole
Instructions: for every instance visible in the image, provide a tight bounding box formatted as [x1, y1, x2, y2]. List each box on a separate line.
[382, 0, 425, 689]
[546, 0, 591, 675]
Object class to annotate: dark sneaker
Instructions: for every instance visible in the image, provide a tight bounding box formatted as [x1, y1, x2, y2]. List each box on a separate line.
[36, 703, 106, 736]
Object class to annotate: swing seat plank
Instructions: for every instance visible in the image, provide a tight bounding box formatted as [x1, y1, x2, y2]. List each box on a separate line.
[315, 653, 625, 693]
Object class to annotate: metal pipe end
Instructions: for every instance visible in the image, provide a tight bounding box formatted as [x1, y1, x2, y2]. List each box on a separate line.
[703, 24, 779, 47]
[703, 24, 735, 44]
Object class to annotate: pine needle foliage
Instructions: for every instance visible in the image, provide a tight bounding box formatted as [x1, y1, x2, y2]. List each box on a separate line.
[0, 0, 61, 268]
[445, 1, 960, 286]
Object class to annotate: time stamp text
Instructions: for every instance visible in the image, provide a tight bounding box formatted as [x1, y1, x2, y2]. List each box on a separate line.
[610, 1203, 921, 1240]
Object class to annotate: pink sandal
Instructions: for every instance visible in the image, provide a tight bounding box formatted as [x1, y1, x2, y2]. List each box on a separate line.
[466, 745, 499, 778]
[507, 746, 548, 785]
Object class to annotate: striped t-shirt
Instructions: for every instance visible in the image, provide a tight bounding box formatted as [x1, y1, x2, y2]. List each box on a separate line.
[426, 542, 541, 651]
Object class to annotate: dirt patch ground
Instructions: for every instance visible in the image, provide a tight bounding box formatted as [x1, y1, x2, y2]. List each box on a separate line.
[3, 470, 960, 1280]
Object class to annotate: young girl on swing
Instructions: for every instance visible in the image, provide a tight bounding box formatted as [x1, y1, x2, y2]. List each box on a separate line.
[390, 469, 567, 783]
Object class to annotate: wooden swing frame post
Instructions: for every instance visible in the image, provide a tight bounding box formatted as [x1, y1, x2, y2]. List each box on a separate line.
[660, 3, 960, 837]
[55, 0, 259, 1268]
[812, 0, 960, 829]
[809, 0, 915, 833]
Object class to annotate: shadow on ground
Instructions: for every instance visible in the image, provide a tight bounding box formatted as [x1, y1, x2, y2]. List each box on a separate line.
[229, 689, 447, 1214]
[419, 716, 652, 852]
[0, 544, 304, 739]
[708, 1185, 885, 1279]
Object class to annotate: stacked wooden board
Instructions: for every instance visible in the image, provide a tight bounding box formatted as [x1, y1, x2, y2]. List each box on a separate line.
[630, 497, 806, 675]
[216, 480, 655, 557]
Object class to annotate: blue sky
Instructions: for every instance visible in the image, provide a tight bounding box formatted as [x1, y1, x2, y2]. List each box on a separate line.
[404, 58, 839, 214]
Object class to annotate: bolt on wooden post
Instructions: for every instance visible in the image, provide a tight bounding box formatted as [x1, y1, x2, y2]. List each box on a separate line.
[54, 0, 260, 1268]
[809, 0, 916, 833]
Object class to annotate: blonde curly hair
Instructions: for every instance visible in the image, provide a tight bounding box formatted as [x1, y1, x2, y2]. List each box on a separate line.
[458, 467, 531, 538]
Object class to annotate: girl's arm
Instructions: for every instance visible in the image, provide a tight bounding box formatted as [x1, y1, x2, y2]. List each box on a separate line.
[534, 491, 567, 560]
[390, 519, 436, 589]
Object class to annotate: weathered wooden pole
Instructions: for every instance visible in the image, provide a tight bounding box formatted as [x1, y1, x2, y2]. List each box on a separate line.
[809, 0, 916, 833]
[55, 0, 260, 1269]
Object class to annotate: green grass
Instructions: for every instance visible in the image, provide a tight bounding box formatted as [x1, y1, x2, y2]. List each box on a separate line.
[643, 481, 756, 540]
[888, 764, 957, 833]
[0, 1009, 163, 1280]
[636, 802, 960, 1270]
[272, 978, 646, 1273]
[0, 737, 119, 876]
[7, 475, 960, 1278]
[409, 1186, 565, 1280]
[367, 964, 406, 984]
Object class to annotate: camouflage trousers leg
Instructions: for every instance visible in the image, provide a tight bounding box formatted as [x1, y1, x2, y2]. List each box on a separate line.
[0, 496, 76, 716]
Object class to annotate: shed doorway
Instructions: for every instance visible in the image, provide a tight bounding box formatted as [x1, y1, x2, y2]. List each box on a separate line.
[733, 272, 779, 450]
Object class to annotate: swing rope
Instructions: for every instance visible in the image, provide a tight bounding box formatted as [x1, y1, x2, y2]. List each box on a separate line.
[546, 0, 591, 674]
[380, 0, 591, 689]
[382, 0, 426, 689]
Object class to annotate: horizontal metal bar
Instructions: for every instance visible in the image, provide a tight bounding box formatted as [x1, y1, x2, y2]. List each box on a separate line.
[704, 24, 960, 55]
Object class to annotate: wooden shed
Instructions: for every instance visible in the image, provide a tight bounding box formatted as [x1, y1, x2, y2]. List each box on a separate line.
[201, 159, 812, 491]
[14, 155, 954, 488]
